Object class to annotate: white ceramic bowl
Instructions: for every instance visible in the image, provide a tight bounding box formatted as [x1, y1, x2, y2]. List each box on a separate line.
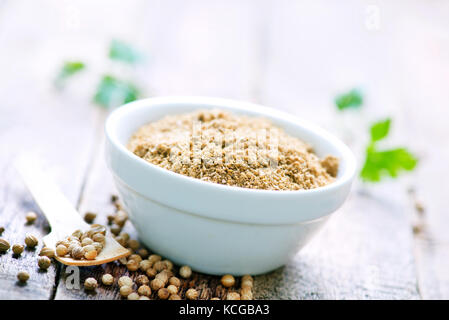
[105, 97, 356, 275]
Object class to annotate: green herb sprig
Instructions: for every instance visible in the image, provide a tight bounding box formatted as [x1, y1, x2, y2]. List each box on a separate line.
[335, 88, 363, 111]
[361, 118, 418, 182]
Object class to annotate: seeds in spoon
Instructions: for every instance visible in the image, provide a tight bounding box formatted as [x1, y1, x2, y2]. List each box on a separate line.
[71, 246, 84, 260]
[39, 247, 55, 258]
[56, 244, 68, 257]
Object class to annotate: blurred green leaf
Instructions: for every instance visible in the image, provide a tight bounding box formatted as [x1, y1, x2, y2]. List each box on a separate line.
[335, 88, 363, 111]
[360, 118, 418, 182]
[93, 75, 139, 108]
[109, 39, 143, 64]
[370, 118, 391, 142]
[361, 146, 418, 182]
[55, 61, 85, 87]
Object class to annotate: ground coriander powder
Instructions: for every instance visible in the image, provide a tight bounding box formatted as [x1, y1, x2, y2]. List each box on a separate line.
[128, 109, 339, 191]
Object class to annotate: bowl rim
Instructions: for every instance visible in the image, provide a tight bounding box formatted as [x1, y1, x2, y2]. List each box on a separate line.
[105, 96, 356, 196]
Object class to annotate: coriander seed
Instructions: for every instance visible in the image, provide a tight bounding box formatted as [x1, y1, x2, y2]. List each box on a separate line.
[153, 261, 166, 272]
[185, 288, 198, 300]
[146, 267, 157, 278]
[162, 260, 173, 270]
[241, 280, 253, 289]
[92, 233, 105, 243]
[128, 254, 142, 263]
[17, 271, 29, 282]
[84, 277, 98, 291]
[241, 290, 253, 300]
[169, 276, 181, 287]
[71, 246, 84, 260]
[111, 194, 119, 203]
[221, 274, 235, 288]
[138, 285, 151, 297]
[139, 260, 151, 272]
[81, 237, 93, 247]
[118, 276, 133, 288]
[110, 225, 122, 236]
[24, 234, 38, 248]
[0, 238, 10, 252]
[148, 254, 161, 265]
[179, 265, 192, 279]
[150, 278, 164, 291]
[169, 294, 181, 300]
[137, 248, 149, 259]
[120, 285, 133, 297]
[158, 288, 169, 300]
[127, 292, 140, 300]
[167, 284, 178, 295]
[39, 247, 55, 258]
[25, 211, 37, 224]
[128, 239, 140, 251]
[84, 248, 98, 260]
[84, 212, 97, 224]
[12, 244, 24, 255]
[139, 296, 150, 300]
[226, 292, 241, 300]
[72, 229, 83, 239]
[102, 274, 114, 286]
[38, 256, 51, 270]
[126, 259, 139, 271]
[136, 275, 149, 286]
[56, 244, 68, 257]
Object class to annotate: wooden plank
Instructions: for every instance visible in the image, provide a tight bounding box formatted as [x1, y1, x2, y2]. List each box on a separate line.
[54, 0, 263, 299]
[255, 0, 421, 299]
[393, 7, 449, 299]
[0, 0, 100, 299]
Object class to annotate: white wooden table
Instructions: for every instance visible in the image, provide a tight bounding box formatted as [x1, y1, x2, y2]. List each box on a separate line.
[0, 0, 448, 299]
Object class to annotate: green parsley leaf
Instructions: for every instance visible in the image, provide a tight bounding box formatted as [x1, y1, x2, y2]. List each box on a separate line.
[335, 88, 363, 111]
[109, 39, 143, 64]
[55, 61, 85, 87]
[360, 118, 418, 182]
[93, 75, 139, 108]
[360, 146, 418, 182]
[370, 118, 391, 142]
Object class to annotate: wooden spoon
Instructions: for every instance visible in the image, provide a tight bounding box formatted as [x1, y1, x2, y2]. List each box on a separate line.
[15, 159, 130, 266]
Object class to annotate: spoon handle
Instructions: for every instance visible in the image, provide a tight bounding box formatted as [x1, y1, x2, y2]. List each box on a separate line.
[15, 157, 88, 236]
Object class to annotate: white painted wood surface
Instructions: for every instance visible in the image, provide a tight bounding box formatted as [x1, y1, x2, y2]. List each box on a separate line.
[0, 0, 448, 299]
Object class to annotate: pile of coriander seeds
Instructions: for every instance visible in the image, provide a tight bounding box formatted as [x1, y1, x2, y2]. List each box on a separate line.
[55, 224, 106, 260]
[79, 195, 255, 300]
[0, 211, 56, 283]
[1, 195, 255, 300]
